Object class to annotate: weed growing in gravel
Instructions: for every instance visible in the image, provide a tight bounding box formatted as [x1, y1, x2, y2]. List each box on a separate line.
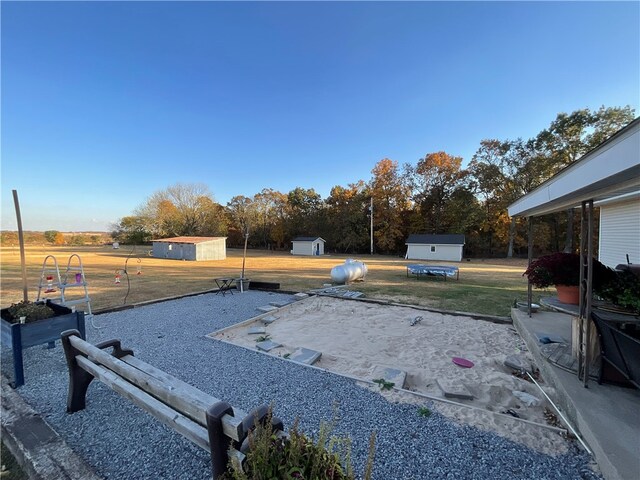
[417, 406, 432, 418]
[224, 414, 375, 480]
[372, 378, 394, 391]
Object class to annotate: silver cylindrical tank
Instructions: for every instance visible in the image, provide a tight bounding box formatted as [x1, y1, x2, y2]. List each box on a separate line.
[330, 259, 368, 284]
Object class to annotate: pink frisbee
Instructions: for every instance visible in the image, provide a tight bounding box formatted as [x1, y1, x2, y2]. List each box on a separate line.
[452, 357, 474, 368]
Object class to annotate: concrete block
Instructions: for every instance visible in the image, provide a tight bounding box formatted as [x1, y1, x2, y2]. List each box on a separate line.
[294, 293, 309, 299]
[436, 378, 474, 400]
[504, 354, 532, 373]
[269, 300, 292, 308]
[289, 347, 322, 365]
[256, 340, 282, 352]
[372, 366, 407, 389]
[248, 327, 266, 335]
[261, 315, 279, 325]
[257, 305, 278, 313]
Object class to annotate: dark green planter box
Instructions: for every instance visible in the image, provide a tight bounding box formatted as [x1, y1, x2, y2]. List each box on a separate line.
[1, 301, 85, 388]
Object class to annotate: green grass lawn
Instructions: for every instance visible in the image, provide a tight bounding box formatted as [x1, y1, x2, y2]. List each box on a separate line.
[1, 246, 542, 316]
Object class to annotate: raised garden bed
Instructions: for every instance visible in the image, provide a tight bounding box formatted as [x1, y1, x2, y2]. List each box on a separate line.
[1, 300, 85, 387]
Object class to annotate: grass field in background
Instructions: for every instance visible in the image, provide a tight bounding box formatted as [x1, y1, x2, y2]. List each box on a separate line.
[0, 245, 545, 316]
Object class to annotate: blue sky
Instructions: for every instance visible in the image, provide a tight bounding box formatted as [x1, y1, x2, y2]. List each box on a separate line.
[2, 1, 639, 231]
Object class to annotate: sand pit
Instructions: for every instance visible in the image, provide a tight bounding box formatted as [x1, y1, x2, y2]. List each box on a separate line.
[209, 295, 570, 455]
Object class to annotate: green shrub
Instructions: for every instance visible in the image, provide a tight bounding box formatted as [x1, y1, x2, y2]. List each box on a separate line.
[225, 417, 375, 480]
[596, 269, 640, 314]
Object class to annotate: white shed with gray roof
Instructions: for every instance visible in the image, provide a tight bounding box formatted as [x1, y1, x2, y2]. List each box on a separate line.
[291, 236, 326, 256]
[405, 234, 465, 262]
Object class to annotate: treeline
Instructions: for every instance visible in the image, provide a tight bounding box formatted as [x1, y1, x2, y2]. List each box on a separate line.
[0, 231, 111, 246]
[112, 106, 635, 257]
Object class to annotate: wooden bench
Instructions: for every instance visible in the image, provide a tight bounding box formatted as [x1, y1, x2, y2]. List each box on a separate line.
[60, 329, 283, 479]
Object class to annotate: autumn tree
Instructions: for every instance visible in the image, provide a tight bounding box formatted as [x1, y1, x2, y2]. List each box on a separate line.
[535, 106, 635, 252]
[325, 180, 370, 253]
[369, 158, 411, 254]
[111, 216, 152, 244]
[135, 183, 226, 238]
[469, 139, 523, 257]
[227, 195, 258, 246]
[54, 232, 65, 245]
[286, 187, 323, 238]
[252, 188, 288, 249]
[44, 230, 59, 243]
[410, 151, 470, 234]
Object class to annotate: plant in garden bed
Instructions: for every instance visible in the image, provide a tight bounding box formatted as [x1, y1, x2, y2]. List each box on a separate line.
[1, 299, 85, 387]
[224, 417, 375, 480]
[2, 300, 55, 324]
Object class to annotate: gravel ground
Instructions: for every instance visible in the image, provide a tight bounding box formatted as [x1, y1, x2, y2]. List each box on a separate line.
[1, 291, 600, 480]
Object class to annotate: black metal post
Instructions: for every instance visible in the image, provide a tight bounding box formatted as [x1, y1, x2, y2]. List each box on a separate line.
[527, 216, 533, 317]
[584, 200, 594, 388]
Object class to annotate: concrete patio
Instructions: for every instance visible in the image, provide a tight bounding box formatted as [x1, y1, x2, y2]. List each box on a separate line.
[511, 306, 640, 480]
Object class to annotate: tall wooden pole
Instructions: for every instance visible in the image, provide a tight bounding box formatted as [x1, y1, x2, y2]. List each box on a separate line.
[241, 232, 249, 279]
[370, 197, 374, 255]
[12, 190, 29, 302]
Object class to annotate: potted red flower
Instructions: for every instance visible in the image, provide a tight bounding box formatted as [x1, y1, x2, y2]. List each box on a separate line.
[524, 253, 613, 305]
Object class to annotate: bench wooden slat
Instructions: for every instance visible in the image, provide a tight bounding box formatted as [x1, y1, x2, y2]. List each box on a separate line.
[120, 355, 245, 441]
[75, 356, 211, 451]
[69, 336, 244, 441]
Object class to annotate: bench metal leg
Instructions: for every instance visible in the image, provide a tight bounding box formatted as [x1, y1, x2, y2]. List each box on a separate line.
[61, 330, 95, 412]
[61, 330, 134, 413]
[206, 403, 285, 478]
[206, 402, 235, 479]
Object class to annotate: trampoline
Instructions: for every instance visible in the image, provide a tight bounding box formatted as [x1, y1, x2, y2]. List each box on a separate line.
[406, 264, 460, 281]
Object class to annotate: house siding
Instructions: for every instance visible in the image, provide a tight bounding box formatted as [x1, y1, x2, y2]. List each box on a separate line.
[195, 239, 226, 260]
[406, 244, 463, 262]
[599, 199, 640, 267]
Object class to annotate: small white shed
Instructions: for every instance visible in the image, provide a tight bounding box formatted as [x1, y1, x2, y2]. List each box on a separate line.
[405, 234, 465, 262]
[291, 236, 326, 256]
[152, 236, 227, 261]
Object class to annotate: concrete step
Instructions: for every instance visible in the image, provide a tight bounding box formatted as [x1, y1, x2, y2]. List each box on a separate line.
[256, 339, 282, 352]
[436, 378, 474, 400]
[261, 315, 279, 325]
[257, 305, 278, 313]
[372, 366, 407, 389]
[289, 347, 321, 365]
[269, 300, 293, 308]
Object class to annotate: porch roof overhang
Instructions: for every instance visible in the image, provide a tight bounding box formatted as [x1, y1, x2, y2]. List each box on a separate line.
[508, 118, 640, 218]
